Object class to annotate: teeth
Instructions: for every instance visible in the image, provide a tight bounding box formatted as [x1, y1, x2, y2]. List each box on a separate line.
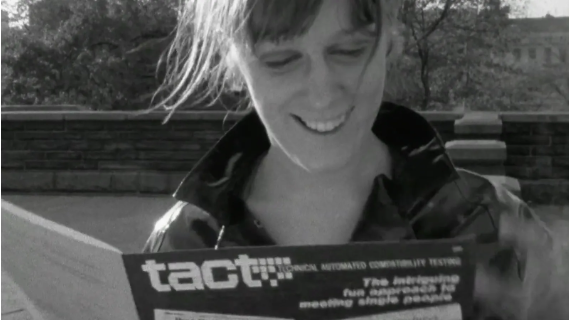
[303, 114, 347, 133]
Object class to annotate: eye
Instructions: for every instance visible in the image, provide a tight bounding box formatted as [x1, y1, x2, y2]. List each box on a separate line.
[330, 47, 367, 58]
[262, 54, 302, 69]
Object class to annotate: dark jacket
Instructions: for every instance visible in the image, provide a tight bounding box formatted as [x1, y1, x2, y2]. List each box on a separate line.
[143, 102, 551, 319]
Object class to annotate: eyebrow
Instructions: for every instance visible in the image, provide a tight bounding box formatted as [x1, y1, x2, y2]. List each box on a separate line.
[253, 24, 376, 53]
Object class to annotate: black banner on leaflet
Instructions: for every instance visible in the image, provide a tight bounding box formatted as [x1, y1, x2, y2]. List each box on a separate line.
[123, 239, 475, 320]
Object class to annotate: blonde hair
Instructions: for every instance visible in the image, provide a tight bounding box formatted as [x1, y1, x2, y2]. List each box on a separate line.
[152, 0, 404, 121]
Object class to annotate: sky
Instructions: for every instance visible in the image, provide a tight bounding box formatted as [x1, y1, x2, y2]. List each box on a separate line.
[523, 0, 569, 17]
[1, 0, 569, 18]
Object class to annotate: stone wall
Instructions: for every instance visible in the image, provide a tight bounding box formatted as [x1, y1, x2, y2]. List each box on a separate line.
[502, 113, 568, 179]
[2, 112, 240, 194]
[1, 110, 567, 204]
[501, 113, 568, 204]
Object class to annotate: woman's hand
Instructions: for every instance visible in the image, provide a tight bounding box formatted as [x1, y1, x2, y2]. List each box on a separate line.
[474, 212, 568, 320]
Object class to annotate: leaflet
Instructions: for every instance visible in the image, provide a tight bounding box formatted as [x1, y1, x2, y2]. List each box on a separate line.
[124, 241, 475, 320]
[2, 199, 475, 320]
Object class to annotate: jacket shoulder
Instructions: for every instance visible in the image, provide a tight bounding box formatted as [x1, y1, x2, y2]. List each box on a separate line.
[142, 201, 221, 253]
[454, 169, 552, 272]
[412, 169, 519, 240]
[455, 169, 545, 228]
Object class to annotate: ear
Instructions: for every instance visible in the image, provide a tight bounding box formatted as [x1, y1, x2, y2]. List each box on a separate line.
[382, 23, 406, 102]
[386, 22, 404, 64]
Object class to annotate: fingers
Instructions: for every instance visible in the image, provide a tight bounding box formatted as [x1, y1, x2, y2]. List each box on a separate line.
[473, 264, 524, 320]
[494, 212, 568, 320]
[498, 213, 553, 252]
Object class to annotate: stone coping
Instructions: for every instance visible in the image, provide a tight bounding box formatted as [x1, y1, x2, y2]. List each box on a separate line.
[0, 110, 464, 122]
[2, 110, 567, 122]
[414, 111, 464, 121]
[1, 111, 249, 121]
[445, 140, 507, 162]
[445, 140, 507, 149]
[456, 112, 501, 122]
[500, 112, 569, 123]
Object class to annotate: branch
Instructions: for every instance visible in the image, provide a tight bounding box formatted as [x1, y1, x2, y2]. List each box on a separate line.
[403, 0, 457, 53]
[90, 41, 120, 51]
[550, 84, 569, 104]
[420, 6, 426, 29]
[407, 20, 426, 58]
[421, 0, 455, 39]
[129, 30, 172, 44]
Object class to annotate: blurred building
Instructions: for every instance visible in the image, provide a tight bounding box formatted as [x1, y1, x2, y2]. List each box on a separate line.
[497, 16, 569, 110]
[2, 10, 9, 36]
[0, 10, 10, 56]
[506, 16, 569, 68]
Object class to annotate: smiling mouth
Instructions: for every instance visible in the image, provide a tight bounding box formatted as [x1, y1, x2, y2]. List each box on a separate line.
[292, 107, 354, 135]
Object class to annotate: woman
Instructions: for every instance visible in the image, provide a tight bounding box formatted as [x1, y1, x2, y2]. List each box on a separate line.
[143, 1, 565, 319]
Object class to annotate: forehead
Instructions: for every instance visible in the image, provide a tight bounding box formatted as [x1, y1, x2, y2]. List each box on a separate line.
[304, 1, 361, 38]
[245, 0, 377, 46]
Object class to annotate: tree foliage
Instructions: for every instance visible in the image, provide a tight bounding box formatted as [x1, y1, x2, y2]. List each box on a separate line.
[2, 0, 177, 109]
[0, 1, 11, 101]
[2, 0, 567, 111]
[391, 0, 541, 110]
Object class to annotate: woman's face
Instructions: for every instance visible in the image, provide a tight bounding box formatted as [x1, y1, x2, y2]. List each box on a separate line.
[232, 0, 390, 173]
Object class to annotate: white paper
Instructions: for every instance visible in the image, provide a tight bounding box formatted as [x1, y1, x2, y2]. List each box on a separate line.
[1, 200, 139, 320]
[154, 309, 294, 320]
[341, 303, 462, 320]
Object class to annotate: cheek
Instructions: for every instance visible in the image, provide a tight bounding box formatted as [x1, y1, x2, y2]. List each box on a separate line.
[354, 66, 387, 109]
[349, 47, 388, 107]
[245, 82, 302, 135]
[240, 66, 289, 112]
[247, 83, 288, 127]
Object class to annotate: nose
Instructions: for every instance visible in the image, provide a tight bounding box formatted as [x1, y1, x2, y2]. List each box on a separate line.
[305, 58, 339, 110]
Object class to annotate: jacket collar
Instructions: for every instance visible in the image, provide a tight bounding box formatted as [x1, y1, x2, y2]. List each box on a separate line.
[174, 102, 459, 226]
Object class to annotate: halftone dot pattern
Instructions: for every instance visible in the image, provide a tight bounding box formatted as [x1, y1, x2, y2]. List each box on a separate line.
[254, 257, 293, 287]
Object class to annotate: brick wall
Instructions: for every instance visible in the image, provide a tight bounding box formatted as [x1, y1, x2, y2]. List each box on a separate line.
[501, 113, 568, 204]
[2, 112, 243, 194]
[2, 111, 567, 204]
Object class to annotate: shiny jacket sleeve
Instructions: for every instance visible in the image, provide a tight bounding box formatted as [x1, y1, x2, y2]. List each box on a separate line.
[142, 201, 221, 253]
